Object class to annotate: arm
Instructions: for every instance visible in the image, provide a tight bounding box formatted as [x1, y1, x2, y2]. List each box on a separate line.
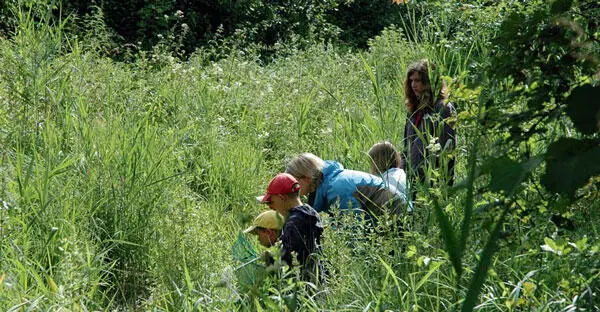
[438, 102, 457, 185]
[400, 119, 409, 170]
[439, 102, 456, 151]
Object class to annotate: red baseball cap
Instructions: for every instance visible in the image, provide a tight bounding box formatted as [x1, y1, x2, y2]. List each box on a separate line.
[257, 173, 301, 203]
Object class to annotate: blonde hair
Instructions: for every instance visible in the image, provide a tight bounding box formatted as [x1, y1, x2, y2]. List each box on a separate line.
[368, 141, 401, 175]
[285, 153, 324, 190]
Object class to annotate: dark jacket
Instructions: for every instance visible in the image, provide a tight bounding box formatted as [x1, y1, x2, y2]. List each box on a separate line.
[401, 100, 456, 185]
[280, 204, 326, 282]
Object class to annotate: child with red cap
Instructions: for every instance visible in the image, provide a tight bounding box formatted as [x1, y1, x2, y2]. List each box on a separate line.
[258, 173, 326, 284]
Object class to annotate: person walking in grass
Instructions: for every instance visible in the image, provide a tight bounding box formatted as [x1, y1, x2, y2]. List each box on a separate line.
[286, 153, 407, 218]
[258, 172, 326, 283]
[401, 59, 456, 201]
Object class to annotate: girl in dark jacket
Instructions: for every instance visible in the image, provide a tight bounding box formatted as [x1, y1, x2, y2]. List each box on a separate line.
[401, 60, 456, 200]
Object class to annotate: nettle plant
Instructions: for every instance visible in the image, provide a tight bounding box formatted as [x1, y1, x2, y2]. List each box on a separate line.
[428, 0, 599, 310]
[484, 0, 599, 204]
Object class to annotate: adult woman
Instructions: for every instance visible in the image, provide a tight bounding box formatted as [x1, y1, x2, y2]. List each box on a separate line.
[285, 153, 407, 217]
[401, 59, 456, 195]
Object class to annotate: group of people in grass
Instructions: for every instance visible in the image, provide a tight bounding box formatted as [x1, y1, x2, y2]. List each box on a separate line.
[240, 59, 457, 286]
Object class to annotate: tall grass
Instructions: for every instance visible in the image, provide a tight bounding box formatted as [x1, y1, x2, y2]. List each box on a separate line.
[0, 1, 598, 311]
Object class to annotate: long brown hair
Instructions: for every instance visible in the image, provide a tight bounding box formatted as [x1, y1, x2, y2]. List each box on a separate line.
[404, 59, 447, 113]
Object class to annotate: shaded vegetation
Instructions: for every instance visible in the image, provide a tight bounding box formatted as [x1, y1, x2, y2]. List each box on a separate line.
[0, 0, 599, 311]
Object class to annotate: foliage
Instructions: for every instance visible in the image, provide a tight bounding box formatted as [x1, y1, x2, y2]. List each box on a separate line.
[482, 0, 600, 199]
[0, 1, 14, 38]
[328, 0, 403, 48]
[53, 0, 346, 60]
[1, 0, 600, 311]
[447, 0, 600, 309]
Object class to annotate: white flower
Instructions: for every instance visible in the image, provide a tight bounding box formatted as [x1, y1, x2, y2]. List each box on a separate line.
[426, 135, 441, 153]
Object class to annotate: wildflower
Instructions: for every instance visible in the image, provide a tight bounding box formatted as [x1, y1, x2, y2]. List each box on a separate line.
[181, 23, 189, 33]
[426, 135, 441, 153]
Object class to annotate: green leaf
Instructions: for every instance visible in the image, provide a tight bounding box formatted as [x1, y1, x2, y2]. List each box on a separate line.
[565, 85, 600, 135]
[415, 261, 442, 292]
[432, 199, 462, 277]
[542, 237, 558, 251]
[568, 237, 588, 251]
[541, 237, 571, 256]
[377, 255, 404, 294]
[483, 156, 543, 196]
[551, 0, 573, 14]
[406, 245, 417, 259]
[254, 298, 265, 312]
[575, 237, 588, 251]
[542, 138, 600, 198]
[461, 207, 510, 312]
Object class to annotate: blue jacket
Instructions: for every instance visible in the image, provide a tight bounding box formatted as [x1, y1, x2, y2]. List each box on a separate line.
[308, 161, 406, 215]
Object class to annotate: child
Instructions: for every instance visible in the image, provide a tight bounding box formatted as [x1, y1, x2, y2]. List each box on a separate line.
[232, 210, 285, 290]
[258, 173, 326, 283]
[368, 141, 407, 197]
[243, 210, 285, 248]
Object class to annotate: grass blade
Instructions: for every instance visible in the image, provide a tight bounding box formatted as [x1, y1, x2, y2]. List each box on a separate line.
[461, 204, 510, 312]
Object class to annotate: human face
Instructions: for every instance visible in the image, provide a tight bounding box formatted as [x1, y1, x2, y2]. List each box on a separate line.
[296, 176, 312, 196]
[256, 228, 278, 247]
[266, 194, 286, 214]
[409, 72, 425, 97]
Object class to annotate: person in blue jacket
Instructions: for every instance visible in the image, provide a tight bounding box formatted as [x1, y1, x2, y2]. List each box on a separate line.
[285, 153, 407, 217]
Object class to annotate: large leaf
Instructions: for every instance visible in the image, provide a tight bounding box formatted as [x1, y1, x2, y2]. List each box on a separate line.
[551, 0, 573, 14]
[432, 199, 462, 277]
[542, 138, 600, 198]
[565, 85, 600, 135]
[461, 207, 510, 312]
[483, 156, 543, 196]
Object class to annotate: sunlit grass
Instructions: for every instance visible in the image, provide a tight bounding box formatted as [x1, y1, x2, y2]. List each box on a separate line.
[0, 1, 598, 311]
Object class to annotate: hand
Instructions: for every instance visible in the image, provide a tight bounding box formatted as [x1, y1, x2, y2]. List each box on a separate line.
[261, 250, 275, 266]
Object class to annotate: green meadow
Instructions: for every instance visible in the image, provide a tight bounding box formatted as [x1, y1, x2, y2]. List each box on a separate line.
[1, 0, 599, 311]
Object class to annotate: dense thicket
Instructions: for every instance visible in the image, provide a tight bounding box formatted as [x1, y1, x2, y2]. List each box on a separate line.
[19, 0, 407, 58]
[0, 0, 599, 311]
[0, 0, 505, 62]
[1, 0, 473, 60]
